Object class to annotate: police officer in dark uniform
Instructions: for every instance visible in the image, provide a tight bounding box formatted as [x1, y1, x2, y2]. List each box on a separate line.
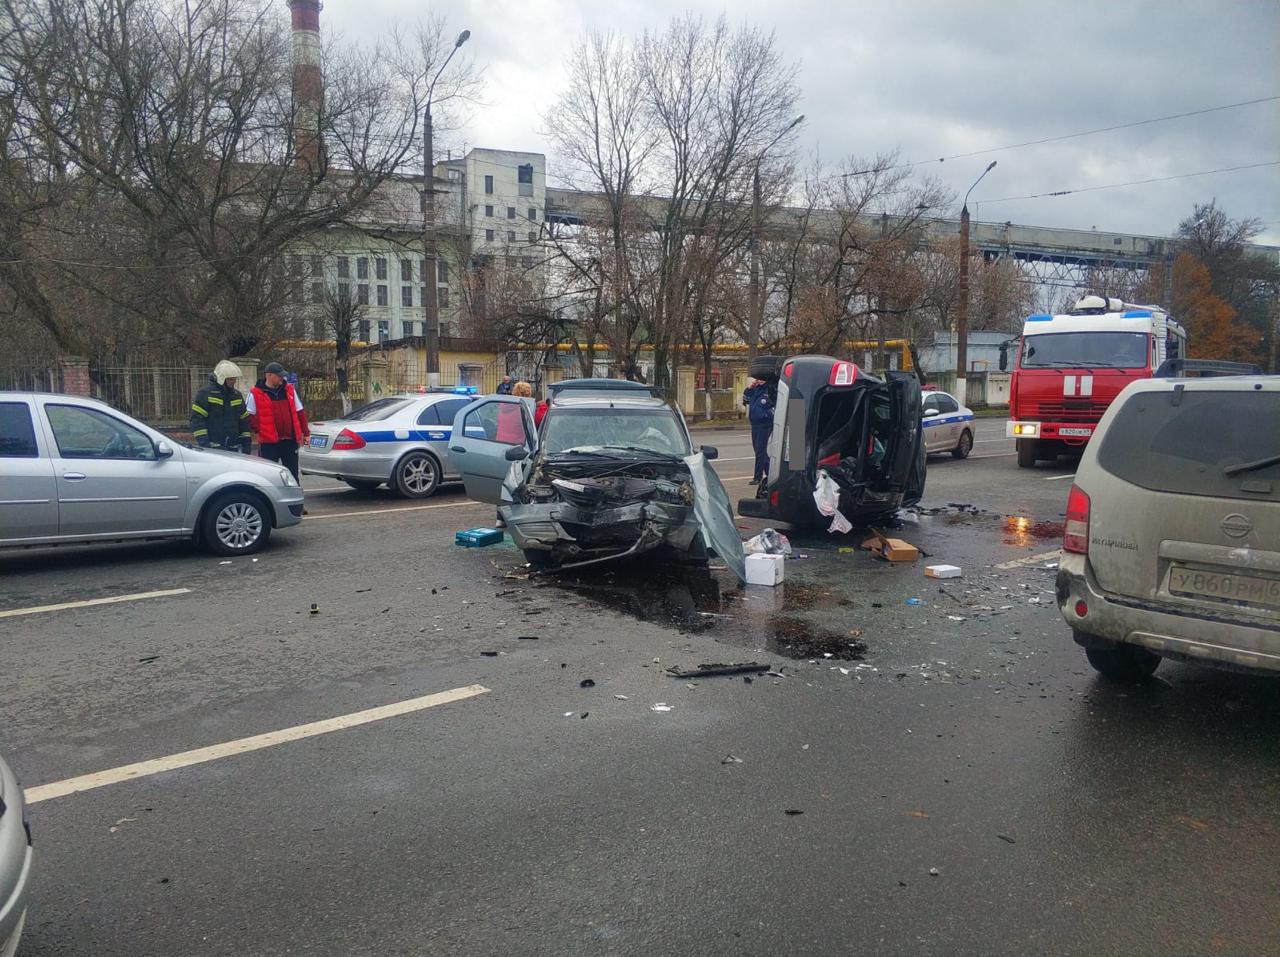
[742, 377, 775, 485]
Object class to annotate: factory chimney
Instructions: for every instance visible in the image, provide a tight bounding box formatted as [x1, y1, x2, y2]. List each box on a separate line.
[287, 0, 323, 168]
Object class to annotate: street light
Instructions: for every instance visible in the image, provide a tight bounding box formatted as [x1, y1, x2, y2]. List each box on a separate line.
[423, 29, 471, 387]
[747, 114, 804, 366]
[955, 159, 997, 406]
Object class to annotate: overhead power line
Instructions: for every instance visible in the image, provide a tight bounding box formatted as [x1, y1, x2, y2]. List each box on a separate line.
[843, 94, 1280, 176]
[977, 159, 1280, 205]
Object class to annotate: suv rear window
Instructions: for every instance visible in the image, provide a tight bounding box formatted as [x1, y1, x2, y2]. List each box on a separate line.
[1097, 388, 1279, 500]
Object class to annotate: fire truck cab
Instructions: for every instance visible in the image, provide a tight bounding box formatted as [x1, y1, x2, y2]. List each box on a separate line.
[1005, 295, 1186, 468]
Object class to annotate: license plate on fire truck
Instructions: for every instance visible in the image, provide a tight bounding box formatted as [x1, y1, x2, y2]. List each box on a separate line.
[1059, 427, 1092, 437]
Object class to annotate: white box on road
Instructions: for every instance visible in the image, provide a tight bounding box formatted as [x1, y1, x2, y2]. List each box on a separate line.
[745, 553, 785, 586]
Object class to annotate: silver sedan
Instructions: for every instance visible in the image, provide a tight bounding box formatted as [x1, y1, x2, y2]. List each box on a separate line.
[0, 392, 304, 556]
[300, 392, 476, 498]
[0, 754, 31, 957]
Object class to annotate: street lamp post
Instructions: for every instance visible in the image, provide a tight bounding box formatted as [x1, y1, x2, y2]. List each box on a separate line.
[955, 160, 996, 407]
[747, 114, 804, 366]
[423, 29, 470, 388]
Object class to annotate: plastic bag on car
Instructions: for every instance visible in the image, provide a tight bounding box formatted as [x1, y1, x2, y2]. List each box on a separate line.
[813, 470, 840, 517]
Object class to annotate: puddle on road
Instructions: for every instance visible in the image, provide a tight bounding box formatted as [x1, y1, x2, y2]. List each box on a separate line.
[1002, 516, 1065, 547]
[767, 615, 867, 660]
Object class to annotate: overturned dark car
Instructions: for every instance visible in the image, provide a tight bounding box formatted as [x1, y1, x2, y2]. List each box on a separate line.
[739, 356, 926, 529]
[450, 381, 746, 580]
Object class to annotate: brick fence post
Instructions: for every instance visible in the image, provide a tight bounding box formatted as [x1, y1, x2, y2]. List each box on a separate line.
[60, 357, 91, 396]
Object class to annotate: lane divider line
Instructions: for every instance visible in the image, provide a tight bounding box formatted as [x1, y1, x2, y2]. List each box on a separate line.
[0, 588, 192, 620]
[995, 549, 1062, 570]
[25, 684, 491, 804]
[1043, 473, 1077, 481]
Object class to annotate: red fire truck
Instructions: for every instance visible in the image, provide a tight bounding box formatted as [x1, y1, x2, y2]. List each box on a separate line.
[1004, 295, 1186, 467]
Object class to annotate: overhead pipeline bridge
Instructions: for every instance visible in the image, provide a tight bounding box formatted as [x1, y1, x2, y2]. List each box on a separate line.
[544, 187, 1280, 291]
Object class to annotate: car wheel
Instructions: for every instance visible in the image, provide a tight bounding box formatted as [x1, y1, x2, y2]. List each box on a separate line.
[1016, 438, 1039, 468]
[394, 451, 440, 499]
[345, 479, 382, 492]
[202, 490, 271, 556]
[952, 429, 973, 459]
[748, 354, 784, 382]
[1085, 643, 1161, 683]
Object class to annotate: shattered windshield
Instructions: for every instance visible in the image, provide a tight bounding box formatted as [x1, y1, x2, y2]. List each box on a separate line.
[1019, 332, 1150, 369]
[542, 408, 691, 457]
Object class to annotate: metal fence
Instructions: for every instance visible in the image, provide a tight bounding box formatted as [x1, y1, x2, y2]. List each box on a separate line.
[90, 366, 206, 426]
[0, 365, 63, 393]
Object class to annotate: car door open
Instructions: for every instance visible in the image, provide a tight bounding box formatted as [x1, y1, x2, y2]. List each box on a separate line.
[450, 396, 536, 504]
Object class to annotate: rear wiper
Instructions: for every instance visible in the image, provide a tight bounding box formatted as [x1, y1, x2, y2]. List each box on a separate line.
[1224, 453, 1280, 477]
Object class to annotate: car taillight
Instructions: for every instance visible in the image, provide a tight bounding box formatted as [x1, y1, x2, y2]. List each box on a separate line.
[1064, 484, 1090, 554]
[829, 361, 858, 386]
[817, 452, 840, 467]
[333, 428, 366, 450]
[782, 362, 793, 380]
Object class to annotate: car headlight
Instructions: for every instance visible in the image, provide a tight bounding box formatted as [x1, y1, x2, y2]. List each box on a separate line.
[279, 468, 298, 487]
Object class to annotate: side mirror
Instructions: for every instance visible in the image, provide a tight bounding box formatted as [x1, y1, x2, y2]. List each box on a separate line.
[700, 445, 719, 460]
[504, 445, 529, 461]
[998, 342, 1009, 372]
[155, 440, 175, 459]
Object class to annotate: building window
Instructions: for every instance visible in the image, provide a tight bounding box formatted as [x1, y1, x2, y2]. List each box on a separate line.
[356, 257, 368, 280]
[521, 256, 534, 269]
[290, 280, 303, 303]
[336, 256, 349, 279]
[485, 204, 493, 217]
[504, 206, 513, 219]
[376, 284, 388, 307]
[485, 229, 495, 242]
[518, 163, 533, 197]
[337, 281, 350, 300]
[357, 283, 369, 305]
[289, 257, 303, 279]
[507, 231, 515, 243]
[438, 287, 450, 309]
[377, 320, 389, 342]
[484, 174, 494, 194]
[312, 317, 327, 340]
[310, 255, 323, 277]
[528, 231, 537, 243]
[437, 260, 449, 282]
[375, 257, 387, 280]
[311, 281, 324, 303]
[400, 259, 413, 281]
[401, 286, 414, 307]
[528, 208, 537, 221]
[358, 319, 370, 341]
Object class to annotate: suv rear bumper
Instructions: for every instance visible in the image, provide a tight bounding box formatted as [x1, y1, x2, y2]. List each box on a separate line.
[1056, 552, 1280, 674]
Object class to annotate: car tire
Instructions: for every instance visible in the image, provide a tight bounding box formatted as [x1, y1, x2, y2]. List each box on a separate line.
[1016, 438, 1039, 468]
[201, 490, 272, 556]
[748, 355, 785, 382]
[345, 479, 382, 492]
[1084, 643, 1161, 683]
[394, 451, 440, 499]
[952, 429, 973, 459]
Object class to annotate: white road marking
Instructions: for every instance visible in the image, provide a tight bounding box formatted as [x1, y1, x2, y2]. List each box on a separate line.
[974, 438, 1014, 444]
[306, 500, 488, 520]
[968, 452, 1018, 459]
[995, 549, 1062, 570]
[25, 684, 490, 804]
[0, 588, 192, 620]
[1043, 473, 1077, 481]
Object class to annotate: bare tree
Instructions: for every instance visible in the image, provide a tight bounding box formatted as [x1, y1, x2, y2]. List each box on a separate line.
[319, 284, 364, 414]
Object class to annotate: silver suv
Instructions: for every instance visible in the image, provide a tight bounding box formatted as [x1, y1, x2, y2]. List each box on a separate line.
[1056, 374, 1279, 680]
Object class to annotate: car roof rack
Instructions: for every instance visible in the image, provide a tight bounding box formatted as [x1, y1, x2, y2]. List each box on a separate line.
[1153, 359, 1263, 378]
[548, 378, 664, 398]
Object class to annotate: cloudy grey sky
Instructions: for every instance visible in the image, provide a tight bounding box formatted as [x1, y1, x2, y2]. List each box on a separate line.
[323, 0, 1280, 244]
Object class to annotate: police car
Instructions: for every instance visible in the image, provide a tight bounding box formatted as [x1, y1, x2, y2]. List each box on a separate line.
[921, 389, 975, 458]
[299, 389, 478, 498]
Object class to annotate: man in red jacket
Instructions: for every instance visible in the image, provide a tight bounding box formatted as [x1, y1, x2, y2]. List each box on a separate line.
[247, 362, 310, 481]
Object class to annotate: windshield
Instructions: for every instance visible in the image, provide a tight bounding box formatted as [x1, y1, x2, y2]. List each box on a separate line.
[1020, 332, 1150, 369]
[542, 408, 691, 456]
[343, 398, 414, 421]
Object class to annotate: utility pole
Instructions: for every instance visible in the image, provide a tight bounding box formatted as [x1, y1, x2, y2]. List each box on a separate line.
[956, 160, 997, 406]
[746, 115, 804, 366]
[422, 30, 470, 389]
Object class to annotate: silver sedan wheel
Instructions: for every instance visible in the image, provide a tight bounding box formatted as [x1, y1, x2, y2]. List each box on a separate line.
[215, 501, 264, 550]
[397, 454, 439, 498]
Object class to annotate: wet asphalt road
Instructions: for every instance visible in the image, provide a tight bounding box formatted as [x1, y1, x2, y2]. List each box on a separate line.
[2, 419, 1278, 956]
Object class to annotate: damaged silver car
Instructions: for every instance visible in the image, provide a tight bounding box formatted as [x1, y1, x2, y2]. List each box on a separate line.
[450, 381, 746, 580]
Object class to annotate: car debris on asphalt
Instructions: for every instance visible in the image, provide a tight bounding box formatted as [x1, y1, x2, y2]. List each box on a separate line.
[664, 662, 772, 679]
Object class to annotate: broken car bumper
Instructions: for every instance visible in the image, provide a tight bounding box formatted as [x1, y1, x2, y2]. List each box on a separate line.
[500, 500, 699, 567]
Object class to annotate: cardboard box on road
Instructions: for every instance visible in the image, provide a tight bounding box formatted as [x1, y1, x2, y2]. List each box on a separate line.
[861, 529, 920, 562]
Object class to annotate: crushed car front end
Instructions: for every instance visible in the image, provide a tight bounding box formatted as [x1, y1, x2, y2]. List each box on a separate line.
[502, 455, 701, 569]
